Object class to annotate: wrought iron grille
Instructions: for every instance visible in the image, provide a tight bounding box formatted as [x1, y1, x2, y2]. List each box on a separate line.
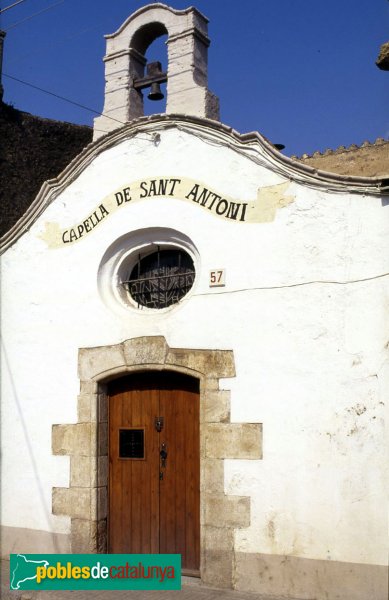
[122, 248, 195, 309]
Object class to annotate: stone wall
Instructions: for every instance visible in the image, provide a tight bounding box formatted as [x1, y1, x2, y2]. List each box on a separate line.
[0, 102, 92, 237]
[293, 138, 389, 178]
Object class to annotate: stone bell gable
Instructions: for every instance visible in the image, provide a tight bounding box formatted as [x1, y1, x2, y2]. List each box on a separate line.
[93, 3, 219, 140]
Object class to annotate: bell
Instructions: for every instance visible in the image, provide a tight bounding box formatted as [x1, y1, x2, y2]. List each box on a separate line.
[148, 82, 164, 101]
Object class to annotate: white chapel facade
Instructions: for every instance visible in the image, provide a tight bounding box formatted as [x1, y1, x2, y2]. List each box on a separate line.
[1, 5, 388, 600]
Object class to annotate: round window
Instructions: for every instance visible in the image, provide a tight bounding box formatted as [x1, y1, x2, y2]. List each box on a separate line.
[122, 247, 195, 309]
[97, 228, 199, 315]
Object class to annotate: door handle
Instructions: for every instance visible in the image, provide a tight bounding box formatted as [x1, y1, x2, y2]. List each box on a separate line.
[160, 442, 167, 468]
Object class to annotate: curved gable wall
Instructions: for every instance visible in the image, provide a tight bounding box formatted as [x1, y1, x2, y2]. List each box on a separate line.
[1, 115, 386, 253]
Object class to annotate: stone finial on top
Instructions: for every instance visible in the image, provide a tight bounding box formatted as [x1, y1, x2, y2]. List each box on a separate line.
[93, 3, 220, 140]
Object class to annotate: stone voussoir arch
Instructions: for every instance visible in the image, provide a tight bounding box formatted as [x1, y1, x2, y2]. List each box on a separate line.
[52, 336, 262, 588]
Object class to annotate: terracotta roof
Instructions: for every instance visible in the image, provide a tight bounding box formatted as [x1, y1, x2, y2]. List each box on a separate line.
[0, 102, 92, 236]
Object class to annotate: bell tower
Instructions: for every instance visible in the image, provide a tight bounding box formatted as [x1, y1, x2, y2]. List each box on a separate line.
[93, 3, 220, 140]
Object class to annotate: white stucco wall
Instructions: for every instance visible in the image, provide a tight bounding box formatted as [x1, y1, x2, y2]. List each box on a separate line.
[1, 123, 388, 566]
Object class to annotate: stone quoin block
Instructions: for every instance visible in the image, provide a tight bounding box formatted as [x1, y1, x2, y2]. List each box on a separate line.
[70, 455, 108, 488]
[70, 519, 106, 554]
[204, 390, 230, 422]
[123, 336, 168, 366]
[166, 349, 235, 378]
[78, 345, 125, 381]
[204, 525, 234, 552]
[52, 423, 94, 457]
[77, 391, 107, 424]
[202, 526, 234, 588]
[201, 458, 224, 494]
[79, 380, 99, 395]
[204, 494, 251, 528]
[202, 550, 233, 589]
[70, 455, 95, 488]
[77, 393, 97, 423]
[70, 519, 94, 553]
[52, 422, 107, 457]
[52, 487, 91, 520]
[205, 423, 263, 459]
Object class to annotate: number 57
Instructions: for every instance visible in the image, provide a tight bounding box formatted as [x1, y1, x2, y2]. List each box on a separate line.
[209, 270, 225, 287]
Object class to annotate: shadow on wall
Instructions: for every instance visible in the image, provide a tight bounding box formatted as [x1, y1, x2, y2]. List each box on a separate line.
[1, 338, 62, 552]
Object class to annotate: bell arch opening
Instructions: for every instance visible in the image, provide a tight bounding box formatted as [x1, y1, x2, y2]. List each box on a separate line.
[130, 21, 168, 55]
[143, 31, 168, 115]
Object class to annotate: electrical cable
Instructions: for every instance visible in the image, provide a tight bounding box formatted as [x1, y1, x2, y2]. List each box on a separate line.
[3, 72, 126, 126]
[3, 73, 165, 142]
[192, 271, 389, 298]
[4, 0, 65, 31]
[0, 0, 28, 15]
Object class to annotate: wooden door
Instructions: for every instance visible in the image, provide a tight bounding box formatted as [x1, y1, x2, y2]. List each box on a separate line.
[108, 371, 200, 574]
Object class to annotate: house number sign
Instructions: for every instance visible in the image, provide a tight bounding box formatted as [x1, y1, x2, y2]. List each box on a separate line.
[209, 270, 226, 287]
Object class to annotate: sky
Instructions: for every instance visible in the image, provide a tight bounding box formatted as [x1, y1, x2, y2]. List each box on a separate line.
[1, 0, 388, 157]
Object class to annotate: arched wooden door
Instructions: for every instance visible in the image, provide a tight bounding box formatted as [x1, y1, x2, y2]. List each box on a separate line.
[108, 371, 200, 575]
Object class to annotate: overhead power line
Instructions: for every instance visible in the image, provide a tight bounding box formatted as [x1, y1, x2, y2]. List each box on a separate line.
[0, 0, 28, 15]
[5, 0, 65, 31]
[3, 71, 126, 126]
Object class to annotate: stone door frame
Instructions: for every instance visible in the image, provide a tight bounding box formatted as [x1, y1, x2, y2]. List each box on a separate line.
[52, 336, 262, 588]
